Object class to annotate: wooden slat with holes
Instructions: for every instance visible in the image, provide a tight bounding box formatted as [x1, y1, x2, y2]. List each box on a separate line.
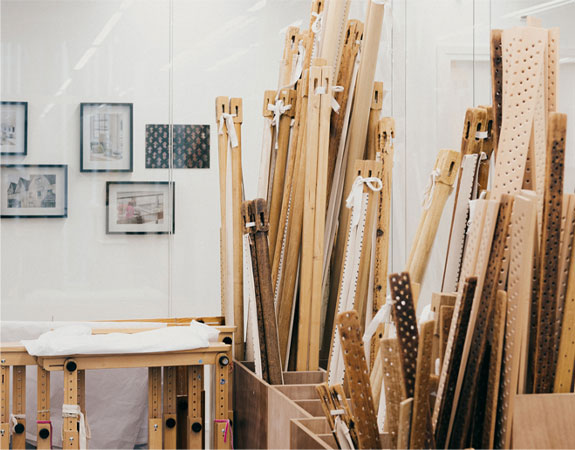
[11, 366, 26, 449]
[0, 365, 9, 450]
[553, 195, 575, 376]
[336, 311, 380, 449]
[534, 113, 567, 393]
[439, 305, 454, 365]
[254, 198, 283, 384]
[389, 272, 419, 398]
[37, 366, 51, 450]
[63, 361, 79, 449]
[148, 367, 163, 450]
[460, 107, 488, 156]
[448, 196, 513, 449]
[490, 29, 503, 157]
[164, 366, 178, 449]
[380, 338, 403, 448]
[410, 321, 435, 449]
[482, 290, 507, 449]
[477, 105, 495, 193]
[365, 82, 383, 160]
[213, 354, 231, 450]
[187, 366, 203, 449]
[495, 192, 537, 449]
[398, 398, 414, 450]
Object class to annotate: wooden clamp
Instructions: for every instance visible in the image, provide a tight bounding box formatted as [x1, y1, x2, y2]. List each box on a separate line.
[389, 272, 420, 399]
[433, 278, 477, 449]
[490, 29, 503, 157]
[460, 107, 488, 156]
[380, 338, 404, 448]
[448, 195, 513, 449]
[365, 81, 384, 160]
[253, 198, 283, 385]
[477, 105, 495, 193]
[534, 113, 567, 393]
[336, 311, 381, 449]
[37, 366, 51, 450]
[406, 149, 461, 292]
[148, 367, 163, 449]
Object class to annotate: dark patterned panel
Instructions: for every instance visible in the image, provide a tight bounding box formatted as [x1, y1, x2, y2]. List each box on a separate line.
[146, 124, 210, 169]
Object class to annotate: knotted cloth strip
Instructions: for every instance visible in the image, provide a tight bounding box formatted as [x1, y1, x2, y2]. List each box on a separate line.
[363, 295, 394, 361]
[62, 404, 90, 450]
[218, 113, 238, 148]
[267, 99, 291, 150]
[422, 169, 441, 210]
[9, 414, 25, 434]
[346, 176, 383, 227]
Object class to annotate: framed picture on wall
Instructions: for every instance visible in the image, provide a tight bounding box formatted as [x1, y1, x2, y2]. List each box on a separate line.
[1, 102, 28, 155]
[81, 103, 133, 172]
[1, 164, 68, 218]
[106, 181, 174, 234]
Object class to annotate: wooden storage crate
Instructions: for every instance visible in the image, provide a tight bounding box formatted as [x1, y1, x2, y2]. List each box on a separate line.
[233, 360, 326, 449]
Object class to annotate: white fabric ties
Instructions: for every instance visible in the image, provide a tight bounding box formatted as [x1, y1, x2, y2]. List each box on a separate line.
[311, 12, 323, 36]
[363, 295, 394, 359]
[475, 131, 488, 139]
[62, 404, 90, 450]
[422, 168, 441, 210]
[331, 86, 344, 113]
[218, 113, 238, 148]
[346, 176, 383, 227]
[9, 414, 25, 434]
[268, 99, 291, 150]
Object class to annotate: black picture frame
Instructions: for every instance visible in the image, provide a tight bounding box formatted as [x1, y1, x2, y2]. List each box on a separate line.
[1, 164, 68, 218]
[1, 101, 28, 156]
[80, 103, 133, 172]
[106, 181, 175, 235]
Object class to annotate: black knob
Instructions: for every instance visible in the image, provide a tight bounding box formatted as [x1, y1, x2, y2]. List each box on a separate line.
[39, 428, 50, 439]
[197, 319, 205, 324]
[222, 336, 232, 345]
[191, 422, 202, 433]
[14, 423, 25, 434]
[219, 355, 230, 366]
[65, 361, 77, 372]
[165, 418, 176, 428]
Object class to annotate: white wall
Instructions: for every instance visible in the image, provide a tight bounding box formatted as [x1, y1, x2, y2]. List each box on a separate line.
[1, 0, 573, 322]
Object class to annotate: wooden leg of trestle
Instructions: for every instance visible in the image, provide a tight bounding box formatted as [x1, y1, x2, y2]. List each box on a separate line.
[163, 367, 177, 449]
[187, 366, 203, 449]
[176, 366, 189, 448]
[62, 360, 79, 449]
[213, 354, 231, 450]
[0, 365, 9, 450]
[148, 367, 163, 449]
[37, 367, 52, 450]
[12, 366, 26, 449]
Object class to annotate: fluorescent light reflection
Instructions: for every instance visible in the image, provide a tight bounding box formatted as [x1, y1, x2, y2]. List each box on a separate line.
[248, 0, 267, 12]
[503, 0, 574, 18]
[55, 78, 72, 96]
[93, 12, 123, 46]
[74, 47, 97, 70]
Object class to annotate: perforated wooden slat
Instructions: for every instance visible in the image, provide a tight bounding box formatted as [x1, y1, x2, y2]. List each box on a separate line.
[491, 29, 503, 156]
[547, 28, 559, 114]
[36, 366, 51, 449]
[492, 27, 548, 200]
[439, 306, 454, 365]
[448, 196, 513, 449]
[553, 195, 575, 374]
[398, 398, 414, 450]
[389, 272, 419, 399]
[12, 365, 26, 449]
[336, 311, 381, 449]
[495, 193, 536, 449]
[433, 277, 477, 449]
[460, 108, 488, 156]
[380, 338, 403, 449]
[410, 321, 435, 449]
[534, 113, 567, 393]
[482, 290, 507, 449]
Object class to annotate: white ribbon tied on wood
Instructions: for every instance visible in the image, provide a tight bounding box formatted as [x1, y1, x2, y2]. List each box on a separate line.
[9, 414, 25, 434]
[362, 295, 394, 360]
[346, 176, 383, 227]
[218, 113, 238, 148]
[267, 99, 291, 150]
[62, 404, 90, 450]
[422, 168, 441, 210]
[311, 12, 323, 36]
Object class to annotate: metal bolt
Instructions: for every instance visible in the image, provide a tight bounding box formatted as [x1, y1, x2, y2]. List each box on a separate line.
[0, 359, 5, 363]
[69, 437, 74, 442]
[154, 424, 158, 431]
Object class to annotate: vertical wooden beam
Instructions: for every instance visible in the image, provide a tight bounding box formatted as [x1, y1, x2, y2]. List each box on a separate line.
[11, 366, 26, 449]
[213, 354, 231, 450]
[37, 366, 51, 450]
[148, 367, 163, 450]
[0, 365, 9, 450]
[187, 366, 203, 449]
[163, 367, 178, 449]
[62, 360, 79, 450]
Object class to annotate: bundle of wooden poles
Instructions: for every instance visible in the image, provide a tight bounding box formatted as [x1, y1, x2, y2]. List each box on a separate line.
[216, 2, 574, 448]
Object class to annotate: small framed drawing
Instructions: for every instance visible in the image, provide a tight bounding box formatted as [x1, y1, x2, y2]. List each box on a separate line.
[106, 181, 175, 234]
[81, 103, 133, 172]
[1, 164, 68, 218]
[1, 102, 28, 155]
